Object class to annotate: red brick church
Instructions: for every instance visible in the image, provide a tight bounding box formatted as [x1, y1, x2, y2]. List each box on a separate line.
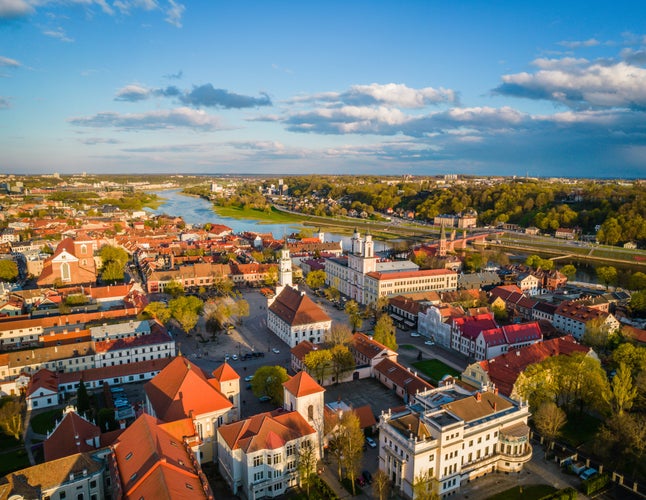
[37, 236, 98, 287]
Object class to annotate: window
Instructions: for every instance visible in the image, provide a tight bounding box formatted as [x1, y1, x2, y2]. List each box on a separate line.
[274, 453, 282, 464]
[286, 444, 295, 456]
[308, 404, 314, 420]
[126, 452, 133, 460]
[90, 480, 97, 489]
[253, 471, 264, 481]
[59, 493, 66, 500]
[253, 455, 263, 467]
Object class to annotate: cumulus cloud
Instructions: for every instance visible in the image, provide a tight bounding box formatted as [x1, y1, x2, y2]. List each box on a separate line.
[164, 69, 183, 80]
[0, 56, 21, 67]
[290, 83, 456, 108]
[180, 84, 272, 109]
[68, 107, 224, 130]
[0, 0, 33, 19]
[494, 56, 646, 109]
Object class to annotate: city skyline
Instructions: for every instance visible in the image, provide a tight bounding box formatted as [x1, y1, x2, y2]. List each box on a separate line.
[1, 1, 646, 178]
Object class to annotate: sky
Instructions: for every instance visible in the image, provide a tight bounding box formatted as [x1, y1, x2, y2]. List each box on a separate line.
[1, 1, 646, 179]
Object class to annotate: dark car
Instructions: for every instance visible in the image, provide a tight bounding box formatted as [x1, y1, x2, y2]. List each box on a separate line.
[355, 476, 366, 487]
[362, 470, 373, 484]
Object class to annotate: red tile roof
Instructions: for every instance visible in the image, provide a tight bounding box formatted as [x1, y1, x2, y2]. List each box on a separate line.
[112, 414, 211, 499]
[144, 356, 233, 421]
[268, 286, 330, 326]
[283, 371, 324, 397]
[211, 362, 240, 383]
[478, 335, 591, 395]
[26, 368, 58, 397]
[366, 268, 457, 281]
[58, 357, 173, 385]
[218, 409, 316, 453]
[374, 358, 433, 397]
[43, 411, 100, 462]
[453, 313, 498, 340]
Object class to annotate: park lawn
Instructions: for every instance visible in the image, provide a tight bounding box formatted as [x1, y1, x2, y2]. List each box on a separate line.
[399, 344, 416, 350]
[30, 408, 63, 435]
[486, 484, 556, 500]
[561, 412, 603, 448]
[214, 205, 305, 224]
[412, 359, 460, 383]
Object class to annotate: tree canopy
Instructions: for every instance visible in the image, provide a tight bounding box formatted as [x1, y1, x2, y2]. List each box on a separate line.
[373, 315, 398, 351]
[0, 259, 18, 282]
[169, 295, 203, 334]
[251, 365, 289, 405]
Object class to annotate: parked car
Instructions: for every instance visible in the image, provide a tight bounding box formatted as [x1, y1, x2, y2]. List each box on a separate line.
[246, 384, 252, 390]
[258, 395, 271, 402]
[244, 375, 254, 382]
[362, 470, 373, 484]
[424, 340, 435, 346]
[224, 354, 230, 361]
[410, 332, 421, 337]
[355, 476, 366, 487]
[579, 468, 598, 480]
[365, 437, 377, 448]
[272, 348, 280, 354]
[569, 462, 586, 475]
[231, 354, 238, 361]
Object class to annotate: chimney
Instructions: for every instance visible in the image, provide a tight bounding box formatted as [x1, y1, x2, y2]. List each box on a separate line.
[493, 402, 497, 412]
[475, 392, 482, 402]
[494, 387, 499, 396]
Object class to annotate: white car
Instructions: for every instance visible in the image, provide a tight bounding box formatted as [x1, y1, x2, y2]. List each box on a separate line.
[232, 354, 238, 361]
[424, 340, 435, 346]
[272, 348, 280, 354]
[410, 332, 421, 337]
[244, 375, 254, 382]
[365, 437, 377, 448]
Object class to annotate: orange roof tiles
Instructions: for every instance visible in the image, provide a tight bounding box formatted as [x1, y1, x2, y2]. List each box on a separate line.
[283, 371, 324, 398]
[211, 362, 240, 383]
[144, 356, 233, 421]
[268, 286, 330, 326]
[43, 411, 100, 461]
[26, 368, 58, 397]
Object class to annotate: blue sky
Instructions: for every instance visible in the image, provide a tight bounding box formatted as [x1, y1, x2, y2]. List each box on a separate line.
[1, 1, 646, 178]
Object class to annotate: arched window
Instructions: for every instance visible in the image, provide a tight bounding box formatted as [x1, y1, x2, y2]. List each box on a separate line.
[80, 244, 87, 255]
[308, 404, 314, 421]
[61, 262, 71, 282]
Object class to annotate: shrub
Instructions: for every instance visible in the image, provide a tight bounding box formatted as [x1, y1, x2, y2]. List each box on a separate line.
[582, 473, 609, 496]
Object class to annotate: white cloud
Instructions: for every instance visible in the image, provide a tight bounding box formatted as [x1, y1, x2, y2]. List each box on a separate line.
[114, 84, 151, 101]
[0, 56, 21, 67]
[495, 57, 646, 109]
[43, 27, 74, 42]
[0, 0, 33, 18]
[558, 38, 600, 49]
[68, 107, 224, 130]
[165, 0, 184, 28]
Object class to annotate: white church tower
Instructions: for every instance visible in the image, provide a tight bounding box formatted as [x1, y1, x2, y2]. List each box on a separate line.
[283, 371, 325, 454]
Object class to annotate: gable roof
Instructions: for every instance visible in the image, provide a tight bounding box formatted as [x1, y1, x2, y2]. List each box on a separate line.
[112, 414, 211, 499]
[26, 369, 58, 397]
[374, 358, 433, 396]
[268, 286, 330, 326]
[283, 371, 324, 398]
[144, 356, 232, 421]
[211, 362, 240, 383]
[217, 409, 316, 454]
[43, 411, 100, 462]
[443, 390, 513, 422]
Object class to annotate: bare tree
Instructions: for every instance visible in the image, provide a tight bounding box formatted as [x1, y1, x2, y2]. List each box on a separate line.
[0, 397, 23, 441]
[373, 469, 391, 500]
[338, 411, 364, 495]
[533, 401, 567, 453]
[297, 439, 317, 496]
[412, 470, 440, 500]
[327, 323, 352, 346]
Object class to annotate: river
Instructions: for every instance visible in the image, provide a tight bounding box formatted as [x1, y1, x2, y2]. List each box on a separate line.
[148, 189, 391, 252]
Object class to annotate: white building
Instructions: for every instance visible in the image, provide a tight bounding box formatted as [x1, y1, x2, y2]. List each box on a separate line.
[216, 371, 323, 499]
[267, 248, 331, 347]
[378, 384, 531, 499]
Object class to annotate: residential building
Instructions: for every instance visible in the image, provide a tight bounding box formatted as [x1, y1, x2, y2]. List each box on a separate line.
[0, 452, 105, 500]
[553, 300, 620, 340]
[144, 356, 240, 463]
[216, 372, 322, 499]
[378, 384, 531, 498]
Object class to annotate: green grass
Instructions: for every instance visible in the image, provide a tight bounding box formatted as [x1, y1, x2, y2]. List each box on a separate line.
[0, 446, 30, 475]
[30, 408, 63, 435]
[560, 413, 602, 448]
[412, 359, 460, 383]
[486, 484, 556, 500]
[214, 205, 304, 224]
[399, 344, 416, 350]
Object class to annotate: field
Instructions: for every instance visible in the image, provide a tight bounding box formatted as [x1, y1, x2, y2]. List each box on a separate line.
[412, 359, 461, 384]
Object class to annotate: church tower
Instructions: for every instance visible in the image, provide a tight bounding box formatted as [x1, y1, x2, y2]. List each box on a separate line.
[283, 371, 325, 453]
[438, 224, 447, 257]
[278, 246, 293, 288]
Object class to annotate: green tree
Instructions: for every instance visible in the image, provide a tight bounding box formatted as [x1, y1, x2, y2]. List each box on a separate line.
[596, 266, 618, 289]
[628, 272, 646, 291]
[99, 244, 129, 268]
[164, 279, 185, 298]
[373, 315, 398, 351]
[337, 410, 364, 495]
[142, 301, 172, 324]
[330, 344, 355, 384]
[561, 264, 577, 280]
[101, 260, 124, 283]
[303, 349, 333, 384]
[251, 365, 289, 405]
[297, 440, 317, 497]
[611, 343, 646, 375]
[97, 407, 117, 431]
[169, 295, 203, 334]
[604, 362, 638, 416]
[324, 286, 340, 302]
[0, 259, 18, 282]
[630, 290, 646, 316]
[533, 401, 567, 453]
[76, 380, 91, 418]
[0, 397, 23, 441]
[492, 303, 508, 322]
[235, 299, 250, 323]
[344, 300, 362, 332]
[463, 252, 484, 273]
[213, 278, 235, 296]
[582, 316, 613, 351]
[305, 270, 326, 290]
